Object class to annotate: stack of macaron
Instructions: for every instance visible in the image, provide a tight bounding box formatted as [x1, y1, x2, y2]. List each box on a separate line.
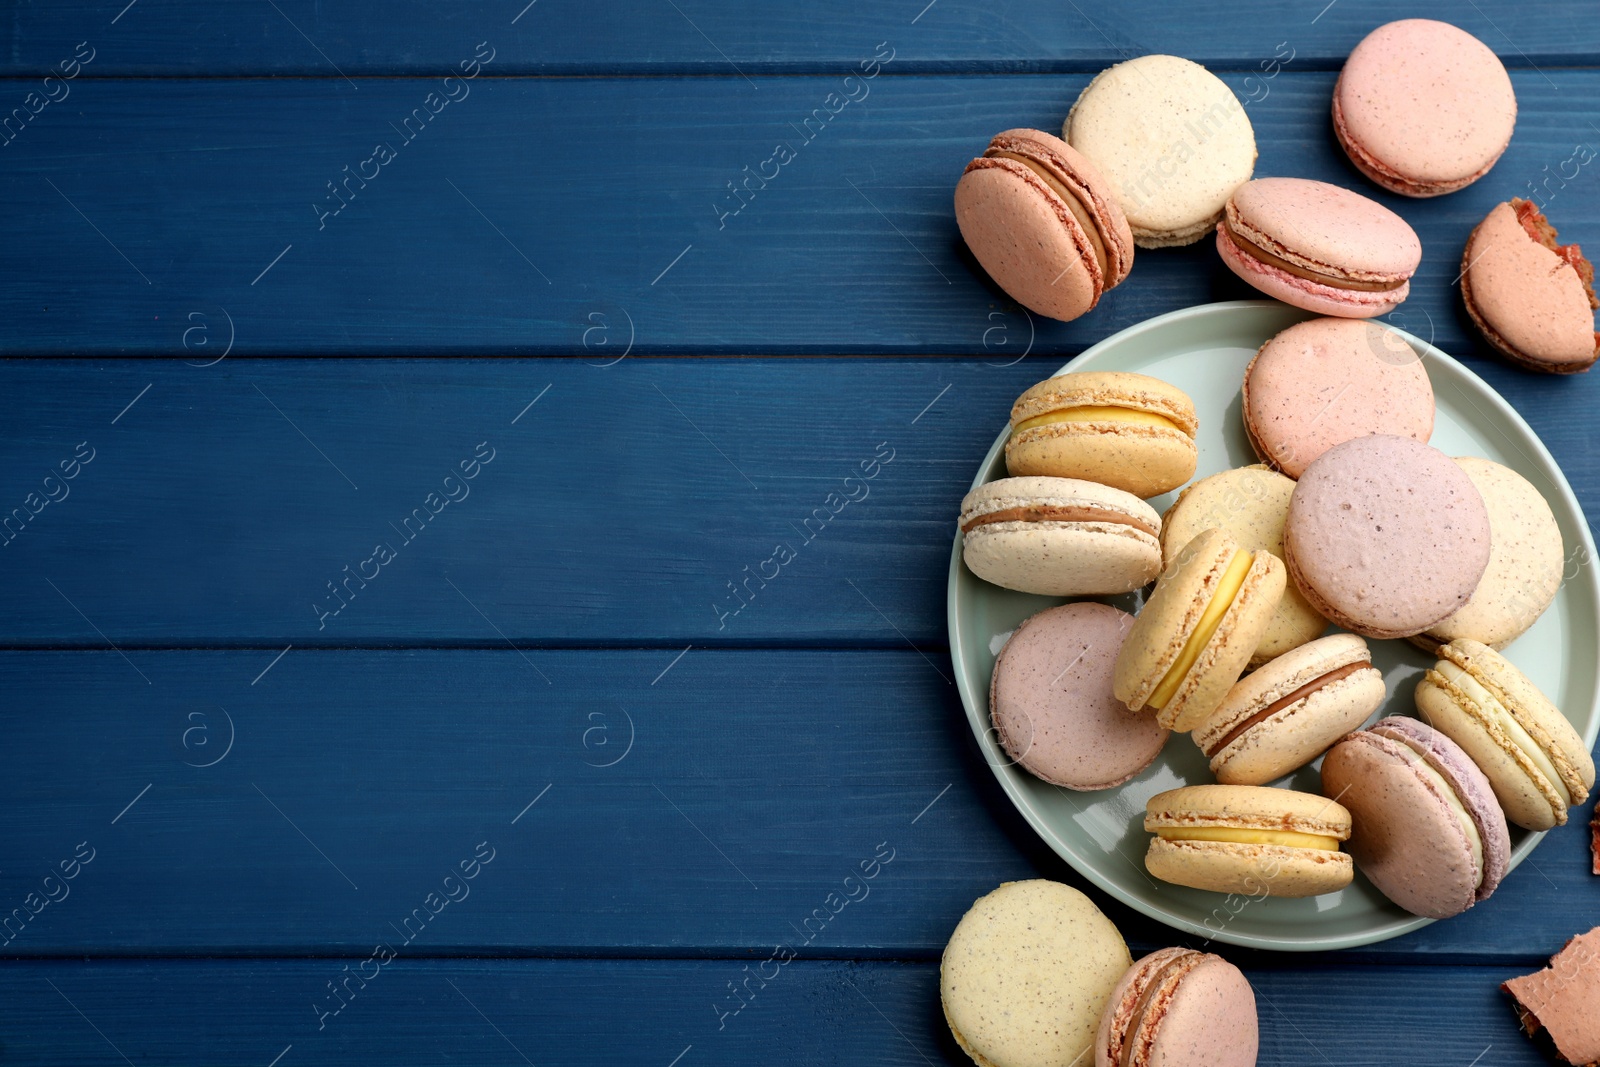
[941, 880, 1260, 1067]
[952, 20, 1595, 368]
[959, 309, 1592, 918]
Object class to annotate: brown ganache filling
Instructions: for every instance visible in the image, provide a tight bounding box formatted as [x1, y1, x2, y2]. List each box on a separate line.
[1223, 218, 1404, 293]
[1204, 662, 1371, 757]
[961, 504, 1157, 537]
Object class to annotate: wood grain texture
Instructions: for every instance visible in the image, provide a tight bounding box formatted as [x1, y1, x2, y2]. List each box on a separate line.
[0, 957, 1559, 1066]
[0, 357, 1593, 646]
[0, 648, 1593, 961]
[0, 73, 1594, 355]
[2, 0, 1597, 75]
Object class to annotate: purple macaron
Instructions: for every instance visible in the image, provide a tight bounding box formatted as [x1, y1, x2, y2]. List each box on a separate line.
[1320, 716, 1510, 919]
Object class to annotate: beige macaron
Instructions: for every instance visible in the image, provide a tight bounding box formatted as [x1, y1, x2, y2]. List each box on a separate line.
[1161, 466, 1327, 665]
[1113, 528, 1286, 732]
[1414, 457, 1565, 652]
[941, 880, 1131, 1067]
[1144, 784, 1354, 897]
[1415, 639, 1595, 830]
[1193, 634, 1386, 785]
[960, 477, 1163, 596]
[1005, 371, 1199, 498]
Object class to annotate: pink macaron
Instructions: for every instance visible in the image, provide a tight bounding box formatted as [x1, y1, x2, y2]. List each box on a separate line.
[1334, 20, 1516, 197]
[1216, 178, 1421, 318]
[955, 129, 1135, 322]
[1242, 317, 1434, 478]
[1095, 947, 1258, 1067]
[1284, 435, 1491, 639]
[1320, 716, 1511, 919]
[990, 602, 1169, 790]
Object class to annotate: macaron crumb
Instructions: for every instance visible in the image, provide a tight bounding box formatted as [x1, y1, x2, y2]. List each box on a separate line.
[1503, 926, 1600, 1067]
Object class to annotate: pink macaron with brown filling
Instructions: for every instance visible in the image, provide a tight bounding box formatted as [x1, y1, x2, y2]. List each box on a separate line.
[1094, 947, 1258, 1067]
[955, 129, 1135, 322]
[1216, 178, 1420, 318]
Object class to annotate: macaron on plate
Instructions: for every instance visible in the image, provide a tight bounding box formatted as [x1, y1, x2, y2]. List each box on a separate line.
[948, 301, 1600, 950]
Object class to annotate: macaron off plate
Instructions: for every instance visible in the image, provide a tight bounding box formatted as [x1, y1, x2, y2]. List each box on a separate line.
[1095, 948, 1258, 1067]
[955, 129, 1134, 322]
[1217, 178, 1421, 318]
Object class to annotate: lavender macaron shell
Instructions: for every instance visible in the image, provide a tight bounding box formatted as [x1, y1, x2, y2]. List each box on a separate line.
[991, 602, 1169, 790]
[1367, 716, 1510, 899]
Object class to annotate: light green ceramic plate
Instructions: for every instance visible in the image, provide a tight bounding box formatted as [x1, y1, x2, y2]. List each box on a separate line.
[947, 301, 1600, 951]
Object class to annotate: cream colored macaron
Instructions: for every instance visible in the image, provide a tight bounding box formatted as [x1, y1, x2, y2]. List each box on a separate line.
[1161, 466, 1327, 665]
[1414, 457, 1564, 652]
[1415, 639, 1595, 830]
[1113, 528, 1286, 732]
[960, 477, 1162, 596]
[1194, 634, 1386, 785]
[1005, 371, 1198, 498]
[1144, 784, 1353, 897]
[941, 880, 1130, 1067]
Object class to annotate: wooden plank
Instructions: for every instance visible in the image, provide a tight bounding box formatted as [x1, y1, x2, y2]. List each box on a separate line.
[0, 72, 1593, 355]
[0, 356, 1593, 647]
[0, 957, 1558, 1065]
[2, 1, 1596, 76]
[1, 648, 1593, 960]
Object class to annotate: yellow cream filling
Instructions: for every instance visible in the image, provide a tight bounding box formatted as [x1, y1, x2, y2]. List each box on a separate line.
[1013, 406, 1181, 433]
[1408, 748, 1485, 886]
[1438, 661, 1570, 806]
[1148, 550, 1252, 710]
[1158, 826, 1340, 851]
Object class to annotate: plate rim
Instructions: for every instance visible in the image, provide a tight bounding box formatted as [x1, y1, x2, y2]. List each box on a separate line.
[946, 299, 1600, 952]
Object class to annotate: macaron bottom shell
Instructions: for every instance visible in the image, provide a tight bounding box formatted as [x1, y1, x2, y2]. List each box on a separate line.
[963, 521, 1161, 596]
[1216, 223, 1408, 318]
[1006, 421, 1198, 499]
[1145, 838, 1352, 898]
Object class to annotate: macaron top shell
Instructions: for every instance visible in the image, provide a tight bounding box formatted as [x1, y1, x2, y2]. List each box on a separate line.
[1225, 178, 1422, 284]
[1146, 783, 1352, 841]
[990, 603, 1170, 790]
[941, 880, 1131, 1067]
[1010, 371, 1198, 432]
[1462, 201, 1599, 372]
[1334, 19, 1515, 194]
[1243, 317, 1434, 478]
[1160, 466, 1326, 663]
[956, 129, 1133, 322]
[1066, 55, 1256, 247]
[1284, 435, 1491, 639]
[1420, 458, 1565, 649]
[1094, 948, 1258, 1067]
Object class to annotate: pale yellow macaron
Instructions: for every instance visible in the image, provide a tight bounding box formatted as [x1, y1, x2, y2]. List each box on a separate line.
[1005, 371, 1198, 498]
[1144, 784, 1353, 897]
[941, 880, 1130, 1067]
[1113, 528, 1286, 732]
[1415, 639, 1595, 830]
[1161, 465, 1327, 665]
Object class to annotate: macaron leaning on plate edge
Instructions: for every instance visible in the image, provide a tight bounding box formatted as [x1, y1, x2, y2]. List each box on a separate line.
[947, 300, 1600, 951]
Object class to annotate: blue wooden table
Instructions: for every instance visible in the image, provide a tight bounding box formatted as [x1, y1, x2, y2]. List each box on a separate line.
[1, 2, 1597, 1063]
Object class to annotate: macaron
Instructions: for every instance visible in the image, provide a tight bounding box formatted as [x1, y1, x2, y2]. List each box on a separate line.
[1143, 784, 1353, 898]
[991, 603, 1170, 790]
[1242, 317, 1434, 478]
[1415, 639, 1596, 831]
[1161, 466, 1325, 665]
[960, 477, 1163, 596]
[1333, 20, 1516, 197]
[1284, 435, 1491, 639]
[1320, 717, 1511, 919]
[1503, 927, 1600, 1067]
[1113, 529, 1286, 733]
[1194, 634, 1386, 786]
[1416, 458, 1565, 651]
[1065, 54, 1256, 248]
[1094, 948, 1258, 1067]
[955, 128, 1136, 322]
[1216, 178, 1422, 318]
[1462, 199, 1599, 374]
[941, 880, 1131, 1067]
[1005, 371, 1199, 498]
